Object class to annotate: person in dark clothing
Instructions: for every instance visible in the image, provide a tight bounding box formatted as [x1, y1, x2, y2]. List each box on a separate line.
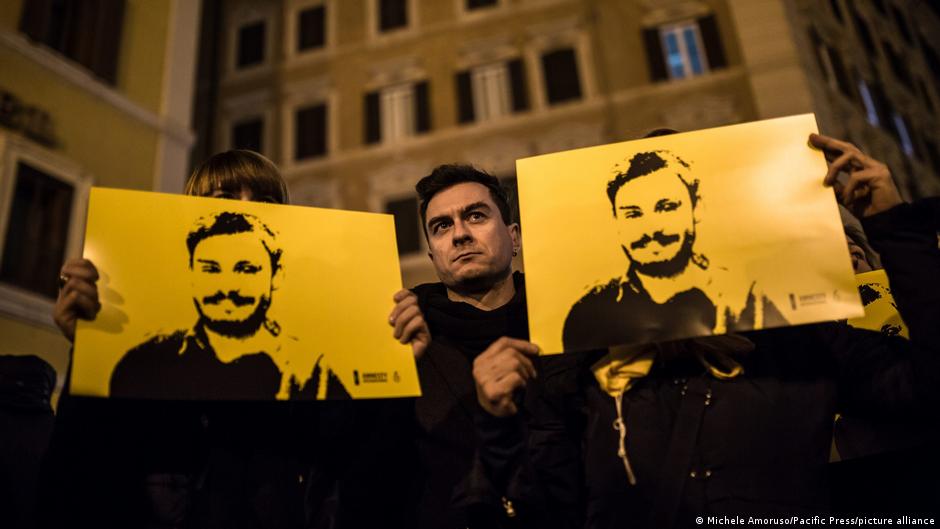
[472, 133, 940, 528]
[39, 151, 348, 529]
[388, 165, 571, 528]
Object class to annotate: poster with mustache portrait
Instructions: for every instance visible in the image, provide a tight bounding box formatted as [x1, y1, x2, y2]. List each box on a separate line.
[70, 188, 421, 400]
[516, 114, 864, 354]
[847, 269, 908, 338]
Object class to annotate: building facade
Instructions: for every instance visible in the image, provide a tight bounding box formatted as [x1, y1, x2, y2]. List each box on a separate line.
[202, 0, 940, 287]
[0, 0, 201, 395]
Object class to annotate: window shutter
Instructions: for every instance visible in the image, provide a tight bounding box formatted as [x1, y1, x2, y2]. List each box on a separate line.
[364, 91, 380, 144]
[456, 71, 474, 123]
[541, 48, 581, 104]
[295, 104, 327, 159]
[18, 0, 52, 43]
[643, 28, 668, 82]
[414, 81, 431, 134]
[508, 58, 529, 112]
[697, 14, 727, 70]
[91, 0, 125, 84]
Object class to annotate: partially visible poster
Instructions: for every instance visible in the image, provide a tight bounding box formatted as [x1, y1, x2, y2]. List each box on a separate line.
[72, 188, 420, 400]
[517, 114, 863, 354]
[847, 269, 908, 338]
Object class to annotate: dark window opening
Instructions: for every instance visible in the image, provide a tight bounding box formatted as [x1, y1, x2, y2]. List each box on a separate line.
[232, 118, 263, 153]
[918, 79, 935, 114]
[826, 47, 855, 101]
[891, 6, 913, 44]
[379, 0, 408, 32]
[850, 10, 876, 56]
[364, 91, 380, 144]
[542, 48, 582, 104]
[298, 5, 326, 51]
[18, 0, 126, 84]
[414, 81, 431, 134]
[882, 42, 912, 89]
[237, 21, 265, 68]
[829, 0, 844, 22]
[386, 197, 421, 255]
[295, 103, 328, 160]
[0, 162, 74, 299]
[467, 0, 498, 10]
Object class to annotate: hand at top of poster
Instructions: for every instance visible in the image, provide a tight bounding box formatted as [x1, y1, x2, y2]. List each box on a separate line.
[389, 289, 431, 359]
[54, 258, 102, 342]
[810, 133, 903, 218]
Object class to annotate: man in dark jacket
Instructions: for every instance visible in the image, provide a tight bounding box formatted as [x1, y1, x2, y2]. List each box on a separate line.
[470, 133, 940, 528]
[388, 165, 570, 528]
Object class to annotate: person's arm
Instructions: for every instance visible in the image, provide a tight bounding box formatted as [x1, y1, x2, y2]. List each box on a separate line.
[810, 134, 940, 414]
[473, 339, 584, 528]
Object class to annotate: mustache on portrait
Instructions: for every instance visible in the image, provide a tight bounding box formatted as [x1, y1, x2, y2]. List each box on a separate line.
[630, 231, 680, 250]
[202, 290, 255, 307]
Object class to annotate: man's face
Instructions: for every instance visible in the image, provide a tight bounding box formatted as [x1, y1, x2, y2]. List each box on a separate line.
[425, 182, 518, 290]
[191, 231, 273, 333]
[614, 169, 695, 277]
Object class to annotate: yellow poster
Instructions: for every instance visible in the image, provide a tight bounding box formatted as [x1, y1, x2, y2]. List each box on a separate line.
[847, 269, 908, 338]
[517, 114, 863, 354]
[71, 188, 420, 400]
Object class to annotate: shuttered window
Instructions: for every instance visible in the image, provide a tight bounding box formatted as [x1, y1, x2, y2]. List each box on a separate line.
[541, 48, 582, 104]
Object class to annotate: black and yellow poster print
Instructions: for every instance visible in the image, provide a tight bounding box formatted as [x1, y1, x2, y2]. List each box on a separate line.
[71, 188, 420, 400]
[516, 114, 863, 354]
[847, 269, 908, 338]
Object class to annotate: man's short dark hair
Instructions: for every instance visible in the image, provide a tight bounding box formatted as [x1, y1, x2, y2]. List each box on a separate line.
[606, 150, 700, 216]
[416, 164, 513, 233]
[187, 211, 282, 272]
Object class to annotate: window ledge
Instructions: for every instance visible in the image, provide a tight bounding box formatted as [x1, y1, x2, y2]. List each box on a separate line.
[0, 284, 55, 329]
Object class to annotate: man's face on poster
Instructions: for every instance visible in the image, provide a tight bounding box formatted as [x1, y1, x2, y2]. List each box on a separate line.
[191, 231, 273, 335]
[614, 168, 696, 277]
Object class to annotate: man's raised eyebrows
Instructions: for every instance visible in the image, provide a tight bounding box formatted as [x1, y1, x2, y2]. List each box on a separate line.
[426, 201, 492, 231]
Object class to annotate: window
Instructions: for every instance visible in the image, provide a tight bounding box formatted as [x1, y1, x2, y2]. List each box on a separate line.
[644, 15, 726, 82]
[891, 6, 913, 44]
[364, 81, 430, 145]
[824, 47, 854, 100]
[298, 5, 326, 51]
[857, 79, 879, 126]
[883, 42, 912, 89]
[829, 0, 844, 22]
[891, 112, 914, 157]
[541, 48, 582, 104]
[295, 103, 328, 160]
[18, 0, 126, 84]
[385, 197, 421, 255]
[456, 59, 528, 124]
[0, 162, 74, 299]
[232, 117, 263, 153]
[918, 79, 935, 114]
[378, 0, 408, 32]
[466, 0, 498, 10]
[850, 9, 876, 56]
[237, 21, 266, 68]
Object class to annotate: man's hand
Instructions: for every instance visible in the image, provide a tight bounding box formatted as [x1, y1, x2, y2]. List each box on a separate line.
[53, 258, 102, 342]
[473, 337, 539, 418]
[810, 133, 903, 218]
[389, 289, 431, 359]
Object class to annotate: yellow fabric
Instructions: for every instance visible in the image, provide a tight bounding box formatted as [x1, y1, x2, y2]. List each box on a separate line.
[592, 335, 754, 398]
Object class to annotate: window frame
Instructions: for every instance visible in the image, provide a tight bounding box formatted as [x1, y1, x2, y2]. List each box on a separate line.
[0, 132, 90, 328]
[285, 0, 333, 64]
[225, 7, 276, 81]
[527, 27, 595, 110]
[220, 91, 274, 158]
[282, 80, 336, 169]
[658, 20, 710, 80]
[367, 0, 418, 41]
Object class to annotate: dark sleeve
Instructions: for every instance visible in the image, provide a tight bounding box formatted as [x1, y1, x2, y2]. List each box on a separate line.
[828, 200, 940, 416]
[474, 352, 585, 529]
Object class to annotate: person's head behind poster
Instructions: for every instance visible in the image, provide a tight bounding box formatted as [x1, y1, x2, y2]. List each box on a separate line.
[187, 211, 283, 339]
[416, 164, 519, 294]
[185, 149, 290, 205]
[607, 150, 708, 280]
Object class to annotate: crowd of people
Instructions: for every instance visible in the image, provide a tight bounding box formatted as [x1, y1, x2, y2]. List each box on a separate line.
[2, 130, 938, 529]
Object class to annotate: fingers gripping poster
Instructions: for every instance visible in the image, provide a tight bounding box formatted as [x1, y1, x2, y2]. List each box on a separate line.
[516, 114, 863, 354]
[71, 188, 420, 400]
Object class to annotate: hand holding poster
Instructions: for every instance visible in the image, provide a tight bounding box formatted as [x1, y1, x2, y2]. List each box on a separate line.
[71, 188, 420, 400]
[516, 114, 863, 354]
